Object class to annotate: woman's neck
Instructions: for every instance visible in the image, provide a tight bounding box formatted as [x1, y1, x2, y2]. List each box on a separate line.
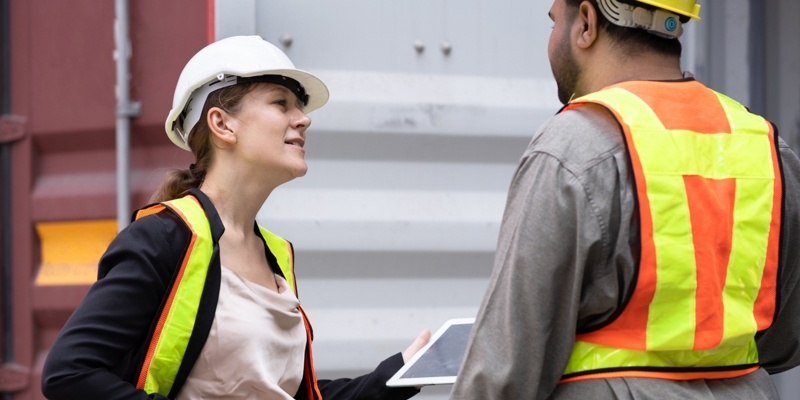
[199, 164, 280, 237]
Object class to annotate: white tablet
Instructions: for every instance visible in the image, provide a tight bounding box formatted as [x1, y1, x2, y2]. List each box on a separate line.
[386, 318, 475, 387]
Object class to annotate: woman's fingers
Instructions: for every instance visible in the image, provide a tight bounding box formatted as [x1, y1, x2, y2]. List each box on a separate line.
[402, 329, 432, 363]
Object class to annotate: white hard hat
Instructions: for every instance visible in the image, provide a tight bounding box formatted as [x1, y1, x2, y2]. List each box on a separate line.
[165, 35, 329, 151]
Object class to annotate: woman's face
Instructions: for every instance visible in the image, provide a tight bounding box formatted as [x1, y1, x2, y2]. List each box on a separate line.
[231, 83, 311, 181]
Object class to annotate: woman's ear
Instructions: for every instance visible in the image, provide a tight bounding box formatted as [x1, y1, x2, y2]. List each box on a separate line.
[576, 1, 599, 49]
[207, 107, 238, 147]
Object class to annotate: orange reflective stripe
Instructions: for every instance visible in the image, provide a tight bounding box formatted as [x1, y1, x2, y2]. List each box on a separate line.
[294, 239, 319, 399]
[300, 307, 322, 400]
[684, 176, 735, 350]
[611, 80, 731, 134]
[560, 365, 760, 384]
[754, 124, 782, 330]
[136, 198, 200, 389]
[135, 204, 166, 220]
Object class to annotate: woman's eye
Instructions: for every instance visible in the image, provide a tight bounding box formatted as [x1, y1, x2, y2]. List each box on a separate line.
[274, 99, 287, 108]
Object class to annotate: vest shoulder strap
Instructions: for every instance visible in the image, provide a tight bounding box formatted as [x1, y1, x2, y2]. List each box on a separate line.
[257, 226, 296, 295]
[134, 195, 215, 396]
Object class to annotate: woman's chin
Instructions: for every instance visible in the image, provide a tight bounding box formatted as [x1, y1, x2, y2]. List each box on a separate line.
[287, 163, 308, 179]
[252, 159, 307, 184]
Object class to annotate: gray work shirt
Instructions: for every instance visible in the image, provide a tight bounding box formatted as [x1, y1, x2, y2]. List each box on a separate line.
[450, 104, 800, 400]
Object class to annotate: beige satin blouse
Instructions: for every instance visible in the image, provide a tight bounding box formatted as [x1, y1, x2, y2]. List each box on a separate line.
[178, 266, 307, 400]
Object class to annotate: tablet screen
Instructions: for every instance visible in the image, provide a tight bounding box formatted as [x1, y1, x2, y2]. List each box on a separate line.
[386, 318, 475, 387]
[399, 322, 472, 378]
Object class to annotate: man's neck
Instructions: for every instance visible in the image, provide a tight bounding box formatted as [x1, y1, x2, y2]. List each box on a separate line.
[579, 50, 684, 96]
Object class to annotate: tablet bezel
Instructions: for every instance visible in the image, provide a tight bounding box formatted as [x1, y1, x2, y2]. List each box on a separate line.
[385, 317, 476, 387]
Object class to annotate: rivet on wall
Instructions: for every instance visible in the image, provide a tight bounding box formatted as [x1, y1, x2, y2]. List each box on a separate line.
[440, 41, 452, 56]
[279, 33, 293, 48]
[413, 39, 425, 54]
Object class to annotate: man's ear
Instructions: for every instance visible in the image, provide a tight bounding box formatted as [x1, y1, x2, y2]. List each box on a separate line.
[575, 1, 600, 49]
[207, 107, 238, 147]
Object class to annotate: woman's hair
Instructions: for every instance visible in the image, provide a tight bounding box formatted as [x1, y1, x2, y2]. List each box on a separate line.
[149, 81, 260, 203]
[565, 0, 686, 58]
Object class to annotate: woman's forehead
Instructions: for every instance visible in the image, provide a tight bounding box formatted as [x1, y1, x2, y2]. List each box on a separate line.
[247, 82, 304, 107]
[254, 82, 291, 94]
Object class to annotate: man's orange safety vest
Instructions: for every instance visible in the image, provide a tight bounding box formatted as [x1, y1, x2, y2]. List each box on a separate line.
[559, 80, 783, 383]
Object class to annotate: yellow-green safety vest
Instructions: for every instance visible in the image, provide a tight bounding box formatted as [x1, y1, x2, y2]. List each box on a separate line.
[559, 80, 782, 383]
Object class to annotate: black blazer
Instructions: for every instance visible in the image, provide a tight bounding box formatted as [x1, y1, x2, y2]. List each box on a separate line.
[42, 189, 418, 400]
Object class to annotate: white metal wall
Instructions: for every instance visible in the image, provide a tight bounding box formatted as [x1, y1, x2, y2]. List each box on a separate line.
[217, 1, 560, 398]
[217, 1, 800, 399]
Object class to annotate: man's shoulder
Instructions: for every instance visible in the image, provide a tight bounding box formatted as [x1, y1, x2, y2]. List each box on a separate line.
[525, 104, 626, 174]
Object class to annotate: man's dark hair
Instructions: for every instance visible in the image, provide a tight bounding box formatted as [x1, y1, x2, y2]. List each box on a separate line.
[565, 0, 687, 58]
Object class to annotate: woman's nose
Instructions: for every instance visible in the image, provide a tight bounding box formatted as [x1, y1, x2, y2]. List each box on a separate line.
[292, 109, 311, 130]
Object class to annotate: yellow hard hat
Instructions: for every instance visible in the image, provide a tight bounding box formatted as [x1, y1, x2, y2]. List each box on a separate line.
[636, 0, 701, 20]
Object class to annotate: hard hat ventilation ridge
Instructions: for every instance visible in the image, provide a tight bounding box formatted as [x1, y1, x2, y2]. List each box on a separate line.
[597, 0, 685, 39]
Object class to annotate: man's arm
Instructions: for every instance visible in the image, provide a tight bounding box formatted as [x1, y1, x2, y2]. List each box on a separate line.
[757, 142, 800, 374]
[450, 146, 608, 400]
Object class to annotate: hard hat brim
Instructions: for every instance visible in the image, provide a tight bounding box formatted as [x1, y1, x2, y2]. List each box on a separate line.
[636, 0, 701, 20]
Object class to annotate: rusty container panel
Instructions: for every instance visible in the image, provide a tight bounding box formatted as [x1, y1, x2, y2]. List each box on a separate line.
[4, 0, 206, 398]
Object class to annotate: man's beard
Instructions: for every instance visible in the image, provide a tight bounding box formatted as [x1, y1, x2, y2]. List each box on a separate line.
[552, 32, 582, 105]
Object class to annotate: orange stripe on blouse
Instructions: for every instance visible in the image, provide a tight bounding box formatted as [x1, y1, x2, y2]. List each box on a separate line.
[300, 308, 323, 399]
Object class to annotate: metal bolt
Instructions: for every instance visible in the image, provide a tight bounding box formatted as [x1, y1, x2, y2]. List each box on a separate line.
[440, 41, 452, 56]
[413, 40, 425, 54]
[279, 33, 293, 48]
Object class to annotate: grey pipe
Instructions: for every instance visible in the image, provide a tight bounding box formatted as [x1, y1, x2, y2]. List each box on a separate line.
[1, 149, 9, 399]
[1, 142, 10, 400]
[114, 0, 139, 232]
[2, 0, 12, 365]
[2, 0, 13, 397]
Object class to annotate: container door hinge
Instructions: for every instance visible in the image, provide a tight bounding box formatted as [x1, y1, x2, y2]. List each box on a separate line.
[0, 115, 27, 144]
[0, 363, 30, 392]
[116, 101, 142, 118]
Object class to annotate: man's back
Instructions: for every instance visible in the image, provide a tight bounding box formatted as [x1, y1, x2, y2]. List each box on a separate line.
[450, 82, 800, 399]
